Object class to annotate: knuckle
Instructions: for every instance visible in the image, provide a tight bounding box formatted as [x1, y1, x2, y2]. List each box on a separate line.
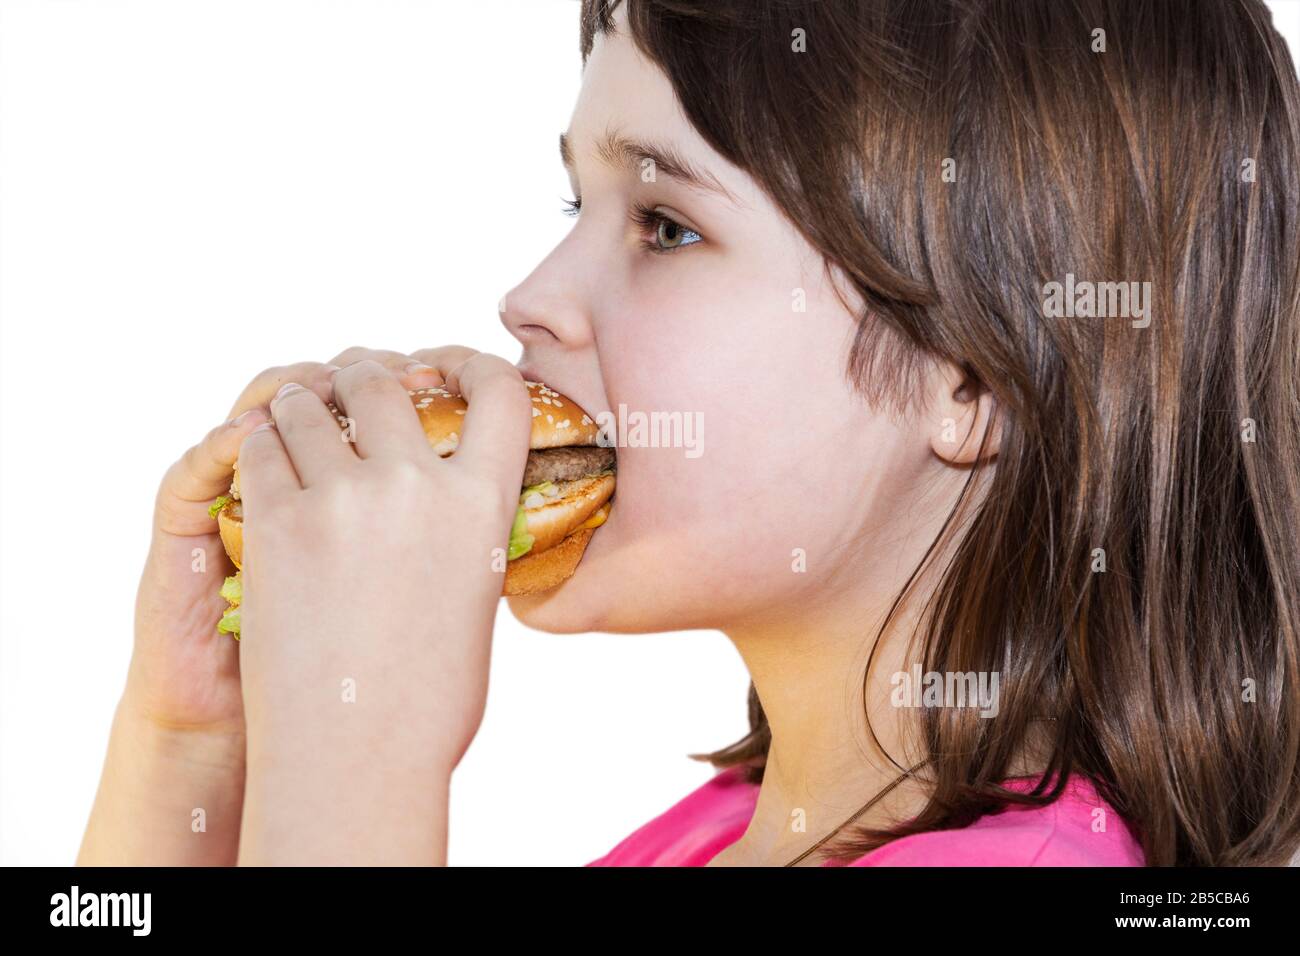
[248, 507, 292, 548]
[331, 346, 372, 365]
[180, 438, 208, 476]
[340, 361, 397, 395]
[483, 368, 531, 408]
[254, 364, 287, 384]
[411, 344, 476, 367]
[153, 482, 191, 526]
[244, 363, 322, 402]
[376, 456, 428, 489]
[277, 414, 332, 445]
[455, 351, 522, 392]
[283, 360, 329, 383]
[273, 383, 320, 410]
[448, 471, 511, 522]
[204, 420, 231, 447]
[371, 350, 409, 367]
[271, 392, 326, 428]
[315, 478, 356, 514]
[236, 425, 276, 466]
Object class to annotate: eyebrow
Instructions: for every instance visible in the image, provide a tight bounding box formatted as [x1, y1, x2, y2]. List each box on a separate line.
[559, 129, 737, 204]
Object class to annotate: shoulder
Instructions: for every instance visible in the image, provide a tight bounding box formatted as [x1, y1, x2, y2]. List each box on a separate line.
[585, 765, 758, 867]
[844, 774, 1144, 867]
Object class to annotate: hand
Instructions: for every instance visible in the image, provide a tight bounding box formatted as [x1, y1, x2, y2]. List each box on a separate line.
[81, 350, 431, 865]
[127, 347, 446, 731]
[235, 348, 532, 864]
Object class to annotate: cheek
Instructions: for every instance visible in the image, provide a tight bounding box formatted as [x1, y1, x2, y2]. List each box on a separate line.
[508, 256, 902, 631]
[530, 377, 888, 630]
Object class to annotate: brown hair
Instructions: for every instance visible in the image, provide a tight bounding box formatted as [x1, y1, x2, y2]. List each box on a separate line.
[579, 0, 1300, 866]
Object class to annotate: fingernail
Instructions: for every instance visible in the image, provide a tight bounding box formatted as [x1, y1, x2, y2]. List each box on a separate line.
[273, 382, 303, 402]
[322, 364, 341, 375]
[405, 362, 435, 375]
[251, 421, 276, 433]
[228, 408, 262, 427]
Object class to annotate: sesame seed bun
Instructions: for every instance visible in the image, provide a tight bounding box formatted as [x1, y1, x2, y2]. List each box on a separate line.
[214, 380, 613, 600]
[410, 380, 604, 453]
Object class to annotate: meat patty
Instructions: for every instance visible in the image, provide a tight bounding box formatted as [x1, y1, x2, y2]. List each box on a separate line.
[523, 446, 616, 487]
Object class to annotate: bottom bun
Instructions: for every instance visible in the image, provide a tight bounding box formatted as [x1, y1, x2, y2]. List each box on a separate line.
[502, 527, 596, 596]
[218, 503, 244, 571]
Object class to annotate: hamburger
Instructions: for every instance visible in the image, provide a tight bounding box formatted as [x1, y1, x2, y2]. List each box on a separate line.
[208, 380, 615, 637]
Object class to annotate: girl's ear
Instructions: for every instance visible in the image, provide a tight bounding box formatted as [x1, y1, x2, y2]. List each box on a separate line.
[928, 360, 1001, 466]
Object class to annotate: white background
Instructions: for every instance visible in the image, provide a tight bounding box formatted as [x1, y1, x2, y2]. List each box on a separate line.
[2, 0, 1298, 865]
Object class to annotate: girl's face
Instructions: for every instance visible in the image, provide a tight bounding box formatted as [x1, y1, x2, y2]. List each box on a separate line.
[503, 11, 944, 634]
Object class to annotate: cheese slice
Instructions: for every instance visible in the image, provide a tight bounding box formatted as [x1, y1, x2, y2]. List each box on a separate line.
[581, 502, 611, 530]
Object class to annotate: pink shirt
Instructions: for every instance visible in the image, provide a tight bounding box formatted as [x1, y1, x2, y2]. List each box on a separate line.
[586, 765, 1145, 866]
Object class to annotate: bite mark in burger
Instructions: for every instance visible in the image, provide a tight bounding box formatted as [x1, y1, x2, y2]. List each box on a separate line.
[208, 380, 614, 637]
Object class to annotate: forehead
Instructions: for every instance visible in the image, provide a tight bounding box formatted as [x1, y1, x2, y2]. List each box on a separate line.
[564, 21, 757, 208]
[570, 23, 685, 145]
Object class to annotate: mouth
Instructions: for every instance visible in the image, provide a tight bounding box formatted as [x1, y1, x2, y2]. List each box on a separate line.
[514, 364, 618, 503]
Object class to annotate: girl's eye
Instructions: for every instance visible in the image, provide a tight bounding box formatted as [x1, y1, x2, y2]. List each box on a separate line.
[561, 197, 703, 254]
[631, 202, 702, 254]
[650, 215, 700, 251]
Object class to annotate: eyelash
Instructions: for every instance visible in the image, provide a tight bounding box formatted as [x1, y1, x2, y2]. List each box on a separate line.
[561, 196, 702, 255]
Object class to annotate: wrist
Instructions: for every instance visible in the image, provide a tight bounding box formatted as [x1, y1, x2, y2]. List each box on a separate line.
[114, 692, 246, 769]
[240, 749, 451, 865]
[77, 697, 246, 866]
[239, 716, 453, 865]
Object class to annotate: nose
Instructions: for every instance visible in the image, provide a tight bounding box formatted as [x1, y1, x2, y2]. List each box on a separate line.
[498, 242, 597, 353]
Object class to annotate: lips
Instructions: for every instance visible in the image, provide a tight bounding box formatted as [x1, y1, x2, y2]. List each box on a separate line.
[515, 363, 617, 481]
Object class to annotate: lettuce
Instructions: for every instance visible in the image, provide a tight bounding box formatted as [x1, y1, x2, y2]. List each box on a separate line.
[217, 606, 241, 638]
[508, 504, 534, 559]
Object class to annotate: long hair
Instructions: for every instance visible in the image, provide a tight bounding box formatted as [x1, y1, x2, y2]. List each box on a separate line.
[580, 0, 1300, 866]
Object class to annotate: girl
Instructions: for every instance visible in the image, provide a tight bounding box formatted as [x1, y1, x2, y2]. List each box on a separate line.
[81, 0, 1300, 866]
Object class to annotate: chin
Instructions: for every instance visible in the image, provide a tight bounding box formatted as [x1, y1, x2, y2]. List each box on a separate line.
[502, 509, 743, 635]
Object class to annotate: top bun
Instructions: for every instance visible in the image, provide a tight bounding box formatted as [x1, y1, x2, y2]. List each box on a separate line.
[408, 380, 603, 456]
[229, 379, 602, 499]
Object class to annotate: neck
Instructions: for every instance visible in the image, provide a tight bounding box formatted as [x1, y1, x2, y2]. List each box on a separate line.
[716, 482, 968, 866]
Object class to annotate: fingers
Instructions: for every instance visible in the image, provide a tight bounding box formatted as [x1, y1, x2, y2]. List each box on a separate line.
[226, 350, 432, 425]
[236, 421, 300, 518]
[327, 345, 443, 389]
[267, 382, 357, 485]
[224, 361, 339, 422]
[331, 360, 432, 460]
[439, 352, 533, 487]
[407, 345, 479, 381]
[154, 408, 271, 535]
